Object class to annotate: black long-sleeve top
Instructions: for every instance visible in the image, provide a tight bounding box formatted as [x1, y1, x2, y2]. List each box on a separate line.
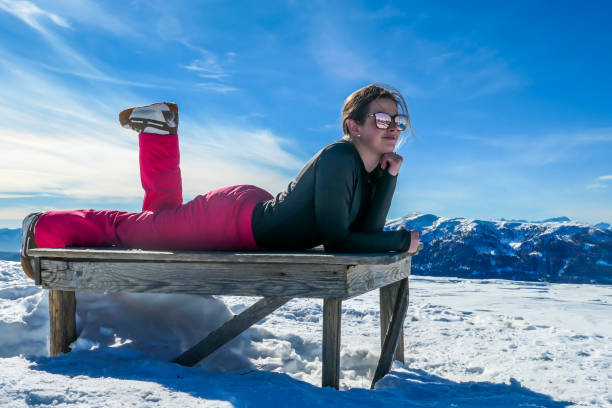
[250, 139, 412, 253]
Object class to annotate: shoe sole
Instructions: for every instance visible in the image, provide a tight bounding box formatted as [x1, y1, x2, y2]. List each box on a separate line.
[20, 212, 42, 280]
[118, 102, 178, 131]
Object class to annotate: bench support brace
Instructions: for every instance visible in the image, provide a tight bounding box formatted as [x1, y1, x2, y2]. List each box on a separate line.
[173, 296, 291, 367]
[371, 278, 409, 389]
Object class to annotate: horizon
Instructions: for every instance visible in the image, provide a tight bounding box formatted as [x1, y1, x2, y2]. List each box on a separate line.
[1, 212, 610, 232]
[1, 1, 611, 228]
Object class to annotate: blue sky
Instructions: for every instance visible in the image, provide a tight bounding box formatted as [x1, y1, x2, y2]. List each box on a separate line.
[0, 0, 611, 228]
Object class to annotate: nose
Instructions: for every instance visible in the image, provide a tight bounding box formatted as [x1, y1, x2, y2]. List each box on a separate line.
[387, 121, 400, 133]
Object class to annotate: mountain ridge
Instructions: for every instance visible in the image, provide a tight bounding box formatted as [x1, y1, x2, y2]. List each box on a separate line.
[387, 213, 612, 284]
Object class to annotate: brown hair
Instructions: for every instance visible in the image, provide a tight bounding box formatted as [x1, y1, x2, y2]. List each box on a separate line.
[341, 83, 413, 144]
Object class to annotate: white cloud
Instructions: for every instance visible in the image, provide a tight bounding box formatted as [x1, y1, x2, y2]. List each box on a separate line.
[307, 9, 521, 100]
[0, 1, 119, 84]
[195, 82, 239, 93]
[0, 112, 302, 204]
[179, 41, 238, 93]
[587, 174, 612, 190]
[0, 0, 70, 34]
[35, 0, 137, 37]
[0, 58, 303, 226]
[183, 50, 229, 80]
[586, 182, 606, 190]
[0, 194, 36, 198]
[444, 127, 612, 167]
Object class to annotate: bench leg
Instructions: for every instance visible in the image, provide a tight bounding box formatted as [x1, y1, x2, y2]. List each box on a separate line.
[322, 298, 342, 389]
[371, 278, 409, 389]
[379, 280, 405, 364]
[173, 297, 291, 367]
[49, 290, 77, 356]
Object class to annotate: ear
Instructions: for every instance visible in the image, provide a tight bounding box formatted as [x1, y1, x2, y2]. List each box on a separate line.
[346, 119, 361, 137]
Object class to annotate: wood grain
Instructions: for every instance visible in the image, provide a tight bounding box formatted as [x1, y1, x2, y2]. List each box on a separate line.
[29, 243, 421, 266]
[345, 256, 411, 299]
[49, 290, 76, 356]
[40, 260, 347, 298]
[371, 278, 409, 389]
[322, 298, 342, 389]
[173, 297, 291, 367]
[380, 281, 405, 363]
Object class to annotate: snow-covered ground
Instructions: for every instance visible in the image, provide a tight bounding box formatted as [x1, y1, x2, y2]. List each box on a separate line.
[1, 259, 610, 407]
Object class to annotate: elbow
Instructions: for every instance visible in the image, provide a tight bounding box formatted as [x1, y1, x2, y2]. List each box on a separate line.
[322, 236, 353, 253]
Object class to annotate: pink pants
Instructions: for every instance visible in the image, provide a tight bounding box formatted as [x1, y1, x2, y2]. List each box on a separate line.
[34, 133, 273, 251]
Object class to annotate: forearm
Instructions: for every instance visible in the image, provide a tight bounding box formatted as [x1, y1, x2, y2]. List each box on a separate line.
[323, 229, 411, 253]
[360, 171, 397, 232]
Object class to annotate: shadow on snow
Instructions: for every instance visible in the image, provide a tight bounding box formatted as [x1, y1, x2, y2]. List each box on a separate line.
[28, 349, 571, 407]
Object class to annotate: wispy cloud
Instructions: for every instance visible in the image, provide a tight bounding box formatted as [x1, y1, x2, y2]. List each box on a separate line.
[439, 47, 526, 99]
[587, 174, 612, 190]
[0, 0, 123, 84]
[444, 127, 612, 167]
[183, 50, 230, 80]
[195, 82, 238, 93]
[308, 12, 385, 82]
[0, 59, 301, 226]
[0, 0, 70, 34]
[307, 8, 522, 100]
[47, 0, 137, 37]
[180, 40, 237, 92]
[0, 1, 174, 89]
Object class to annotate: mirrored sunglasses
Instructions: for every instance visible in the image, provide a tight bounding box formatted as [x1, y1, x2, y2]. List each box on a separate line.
[367, 112, 409, 131]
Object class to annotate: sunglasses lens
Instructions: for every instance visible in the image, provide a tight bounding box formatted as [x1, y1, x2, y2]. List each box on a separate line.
[395, 115, 408, 131]
[374, 113, 391, 129]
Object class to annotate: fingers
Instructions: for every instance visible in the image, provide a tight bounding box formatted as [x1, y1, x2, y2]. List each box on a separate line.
[408, 230, 420, 253]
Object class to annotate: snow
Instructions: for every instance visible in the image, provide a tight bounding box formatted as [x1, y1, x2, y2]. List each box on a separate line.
[1, 259, 611, 407]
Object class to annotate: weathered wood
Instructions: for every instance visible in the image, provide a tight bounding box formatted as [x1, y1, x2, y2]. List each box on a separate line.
[40, 260, 347, 298]
[370, 278, 409, 389]
[322, 298, 342, 389]
[380, 281, 405, 364]
[34, 242, 422, 390]
[173, 297, 290, 367]
[29, 245, 418, 266]
[49, 290, 77, 356]
[345, 256, 411, 299]
[33, 257, 41, 285]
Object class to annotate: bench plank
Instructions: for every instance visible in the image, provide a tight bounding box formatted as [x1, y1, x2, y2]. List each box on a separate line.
[345, 256, 411, 299]
[40, 260, 347, 298]
[29, 246, 418, 265]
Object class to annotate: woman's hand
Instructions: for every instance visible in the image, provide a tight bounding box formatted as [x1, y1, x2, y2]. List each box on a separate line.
[380, 152, 403, 176]
[397, 226, 420, 253]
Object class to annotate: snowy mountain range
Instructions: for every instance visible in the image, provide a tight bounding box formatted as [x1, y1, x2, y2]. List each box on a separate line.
[387, 214, 612, 285]
[2, 214, 611, 284]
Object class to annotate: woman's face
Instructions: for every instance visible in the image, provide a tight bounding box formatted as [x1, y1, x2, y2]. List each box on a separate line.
[356, 97, 400, 155]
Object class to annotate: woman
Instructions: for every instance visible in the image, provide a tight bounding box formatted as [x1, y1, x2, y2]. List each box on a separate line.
[20, 83, 420, 280]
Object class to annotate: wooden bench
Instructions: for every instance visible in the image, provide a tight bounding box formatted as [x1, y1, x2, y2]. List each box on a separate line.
[27, 244, 422, 389]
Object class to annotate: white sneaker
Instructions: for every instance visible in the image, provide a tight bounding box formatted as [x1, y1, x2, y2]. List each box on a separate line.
[119, 102, 179, 135]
